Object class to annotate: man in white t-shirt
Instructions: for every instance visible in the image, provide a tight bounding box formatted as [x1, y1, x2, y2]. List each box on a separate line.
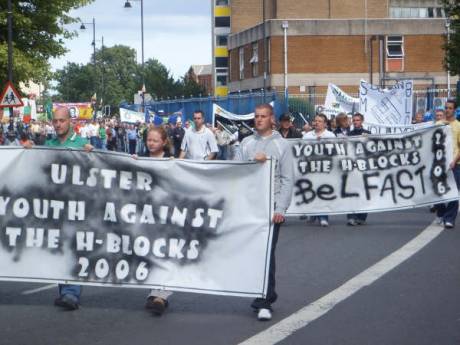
[179, 110, 218, 160]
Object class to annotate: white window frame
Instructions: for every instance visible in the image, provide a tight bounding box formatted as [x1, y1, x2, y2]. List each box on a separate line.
[250, 43, 259, 77]
[386, 36, 404, 59]
[239, 47, 244, 80]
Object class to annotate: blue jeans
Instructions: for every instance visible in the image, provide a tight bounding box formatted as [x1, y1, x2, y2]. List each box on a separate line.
[436, 165, 460, 224]
[59, 284, 81, 301]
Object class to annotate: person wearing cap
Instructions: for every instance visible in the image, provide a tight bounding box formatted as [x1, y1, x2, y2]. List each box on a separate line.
[278, 113, 302, 139]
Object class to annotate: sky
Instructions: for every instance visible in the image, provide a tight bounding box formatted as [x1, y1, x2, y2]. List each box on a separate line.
[50, 0, 212, 79]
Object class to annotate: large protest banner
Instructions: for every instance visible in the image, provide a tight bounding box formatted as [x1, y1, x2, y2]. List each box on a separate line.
[119, 107, 145, 123]
[0, 148, 274, 298]
[359, 80, 413, 125]
[53, 103, 93, 120]
[287, 125, 459, 215]
[212, 103, 256, 137]
[322, 83, 359, 118]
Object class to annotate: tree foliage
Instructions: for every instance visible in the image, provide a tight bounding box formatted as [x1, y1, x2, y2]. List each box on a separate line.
[55, 45, 206, 107]
[443, 0, 460, 76]
[0, 0, 94, 87]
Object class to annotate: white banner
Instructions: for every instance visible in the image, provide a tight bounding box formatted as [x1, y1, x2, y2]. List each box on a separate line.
[119, 107, 145, 124]
[212, 104, 256, 122]
[363, 121, 433, 135]
[287, 125, 459, 215]
[0, 148, 274, 298]
[323, 83, 359, 117]
[359, 80, 414, 125]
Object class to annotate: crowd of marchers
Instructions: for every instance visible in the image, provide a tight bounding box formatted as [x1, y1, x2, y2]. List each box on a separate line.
[2, 99, 459, 322]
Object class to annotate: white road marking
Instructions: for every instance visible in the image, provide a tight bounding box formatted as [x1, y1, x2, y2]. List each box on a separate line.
[239, 221, 444, 345]
[21, 284, 56, 295]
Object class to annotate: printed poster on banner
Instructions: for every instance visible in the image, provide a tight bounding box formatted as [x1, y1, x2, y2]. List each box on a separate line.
[53, 103, 93, 120]
[322, 83, 359, 118]
[287, 125, 459, 215]
[359, 80, 413, 125]
[0, 148, 274, 298]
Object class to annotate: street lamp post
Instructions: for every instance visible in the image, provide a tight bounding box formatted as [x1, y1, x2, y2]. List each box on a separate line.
[80, 18, 97, 118]
[124, 0, 145, 112]
[80, 18, 96, 66]
[7, 0, 14, 117]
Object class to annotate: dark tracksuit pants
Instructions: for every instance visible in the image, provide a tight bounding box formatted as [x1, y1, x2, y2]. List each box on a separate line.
[252, 223, 281, 310]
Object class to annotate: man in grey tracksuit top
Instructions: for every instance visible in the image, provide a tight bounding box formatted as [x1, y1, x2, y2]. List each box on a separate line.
[234, 103, 294, 321]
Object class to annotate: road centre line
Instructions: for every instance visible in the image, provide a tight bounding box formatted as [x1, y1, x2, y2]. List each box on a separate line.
[239, 221, 444, 345]
[22, 284, 56, 295]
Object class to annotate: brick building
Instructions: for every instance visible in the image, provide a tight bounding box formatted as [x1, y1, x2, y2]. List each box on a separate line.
[225, 0, 457, 96]
[187, 65, 213, 95]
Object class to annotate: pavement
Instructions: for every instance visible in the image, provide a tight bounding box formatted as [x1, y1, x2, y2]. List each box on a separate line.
[1, 208, 459, 345]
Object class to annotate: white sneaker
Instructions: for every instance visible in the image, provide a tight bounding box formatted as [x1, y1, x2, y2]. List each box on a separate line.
[320, 219, 329, 227]
[257, 308, 272, 321]
[347, 219, 357, 226]
[445, 222, 454, 229]
[435, 217, 443, 225]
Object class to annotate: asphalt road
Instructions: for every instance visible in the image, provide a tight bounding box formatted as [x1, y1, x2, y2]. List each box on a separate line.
[1, 208, 459, 345]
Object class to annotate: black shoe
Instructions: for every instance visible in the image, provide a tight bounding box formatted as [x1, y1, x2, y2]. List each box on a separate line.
[146, 296, 168, 316]
[251, 298, 266, 310]
[54, 294, 79, 310]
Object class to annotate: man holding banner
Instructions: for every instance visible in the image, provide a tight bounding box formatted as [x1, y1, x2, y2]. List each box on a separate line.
[436, 100, 460, 229]
[347, 113, 371, 226]
[235, 103, 293, 321]
[46, 107, 93, 310]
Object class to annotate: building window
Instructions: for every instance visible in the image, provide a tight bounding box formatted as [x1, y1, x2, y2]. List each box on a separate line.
[215, 0, 229, 6]
[215, 57, 228, 68]
[216, 35, 228, 47]
[386, 36, 404, 58]
[386, 35, 404, 72]
[389, 6, 445, 18]
[215, 16, 230, 28]
[216, 75, 228, 86]
[239, 47, 244, 80]
[250, 43, 259, 77]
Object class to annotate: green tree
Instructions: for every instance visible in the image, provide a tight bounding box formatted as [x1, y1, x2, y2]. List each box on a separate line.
[0, 0, 94, 86]
[94, 45, 139, 107]
[55, 45, 139, 107]
[55, 46, 209, 107]
[143, 58, 180, 99]
[443, 0, 460, 76]
[143, 59, 206, 100]
[53, 62, 94, 102]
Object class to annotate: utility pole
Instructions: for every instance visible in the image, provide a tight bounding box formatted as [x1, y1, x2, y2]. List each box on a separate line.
[7, 0, 14, 117]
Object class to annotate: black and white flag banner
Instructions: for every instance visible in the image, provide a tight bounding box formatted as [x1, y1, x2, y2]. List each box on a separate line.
[0, 148, 274, 298]
[287, 125, 459, 215]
